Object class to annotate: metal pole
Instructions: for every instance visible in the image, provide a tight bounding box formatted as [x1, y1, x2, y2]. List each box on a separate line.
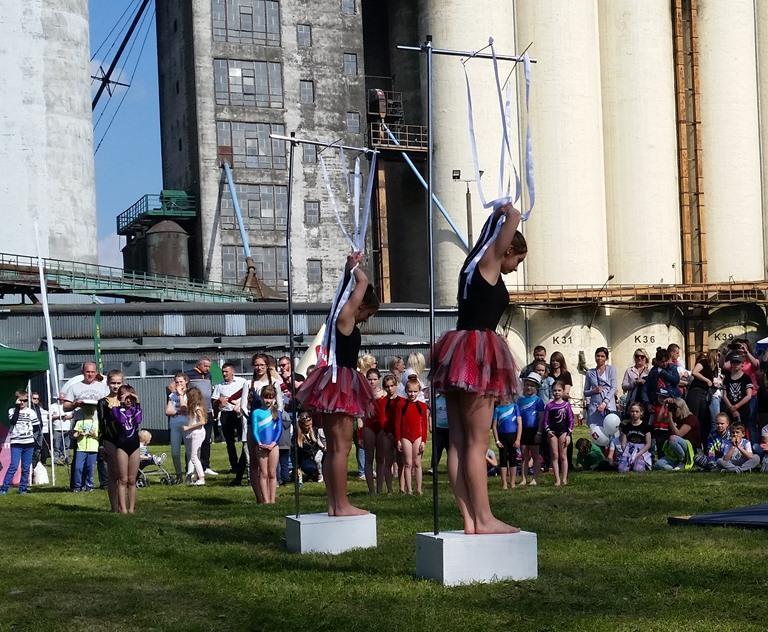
[424, 36, 439, 537]
[285, 132, 301, 518]
[465, 183, 474, 246]
[222, 162, 252, 259]
[269, 134, 377, 155]
[397, 44, 537, 64]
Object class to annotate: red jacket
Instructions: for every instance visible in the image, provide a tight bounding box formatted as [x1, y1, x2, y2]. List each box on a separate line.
[395, 399, 428, 443]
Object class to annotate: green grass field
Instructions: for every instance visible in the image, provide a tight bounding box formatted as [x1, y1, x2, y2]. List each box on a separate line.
[1, 440, 767, 632]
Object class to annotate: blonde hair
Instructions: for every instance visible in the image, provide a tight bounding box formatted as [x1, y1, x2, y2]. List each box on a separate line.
[138, 430, 152, 445]
[357, 354, 377, 373]
[297, 415, 316, 448]
[387, 356, 403, 373]
[671, 398, 692, 420]
[186, 387, 206, 423]
[406, 352, 426, 377]
[633, 348, 650, 363]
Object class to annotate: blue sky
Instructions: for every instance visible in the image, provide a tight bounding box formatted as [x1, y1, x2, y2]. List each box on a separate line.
[90, 1, 161, 267]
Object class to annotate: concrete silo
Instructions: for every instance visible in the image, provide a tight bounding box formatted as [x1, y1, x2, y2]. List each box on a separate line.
[515, 0, 609, 287]
[420, 0, 518, 305]
[698, 0, 764, 282]
[598, 0, 681, 286]
[0, 0, 97, 262]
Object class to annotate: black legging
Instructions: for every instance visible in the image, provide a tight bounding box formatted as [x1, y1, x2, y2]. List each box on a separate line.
[686, 386, 711, 435]
[497, 432, 519, 468]
[431, 427, 449, 469]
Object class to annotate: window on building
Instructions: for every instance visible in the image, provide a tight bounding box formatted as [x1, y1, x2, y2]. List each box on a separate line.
[212, 0, 281, 46]
[214, 59, 283, 108]
[343, 53, 358, 76]
[303, 144, 317, 164]
[299, 80, 314, 104]
[346, 111, 360, 133]
[221, 183, 288, 231]
[341, 0, 356, 15]
[222, 245, 287, 291]
[297, 24, 312, 47]
[307, 259, 323, 284]
[216, 121, 287, 169]
[304, 200, 320, 225]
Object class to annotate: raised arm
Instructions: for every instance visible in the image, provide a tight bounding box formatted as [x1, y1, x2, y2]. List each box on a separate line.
[337, 252, 368, 335]
[477, 204, 522, 281]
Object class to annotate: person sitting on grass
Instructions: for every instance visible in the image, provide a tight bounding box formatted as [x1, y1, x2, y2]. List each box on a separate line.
[653, 434, 695, 471]
[618, 402, 652, 473]
[485, 448, 499, 477]
[296, 413, 324, 484]
[759, 424, 768, 473]
[574, 438, 616, 471]
[694, 413, 731, 471]
[715, 422, 760, 473]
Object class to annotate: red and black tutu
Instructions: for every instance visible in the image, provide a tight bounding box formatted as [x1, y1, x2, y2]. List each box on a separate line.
[296, 365, 375, 419]
[429, 329, 520, 402]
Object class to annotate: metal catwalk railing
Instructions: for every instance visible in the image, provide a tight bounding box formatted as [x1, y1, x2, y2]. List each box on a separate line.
[0, 253, 258, 303]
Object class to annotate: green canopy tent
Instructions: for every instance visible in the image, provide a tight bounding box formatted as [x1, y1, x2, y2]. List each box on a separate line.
[0, 345, 50, 425]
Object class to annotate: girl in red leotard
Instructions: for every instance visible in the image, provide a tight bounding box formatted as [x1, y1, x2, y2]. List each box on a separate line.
[362, 368, 387, 494]
[396, 376, 429, 495]
[377, 374, 402, 494]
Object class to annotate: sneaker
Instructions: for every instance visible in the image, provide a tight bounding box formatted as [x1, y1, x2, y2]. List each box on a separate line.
[18, 490, 28, 495]
[204, 468, 219, 476]
[0, 490, 7, 495]
[228, 478, 243, 487]
[318, 475, 324, 483]
[193, 479, 206, 486]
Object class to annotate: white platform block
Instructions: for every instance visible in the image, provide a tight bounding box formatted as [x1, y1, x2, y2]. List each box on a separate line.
[285, 513, 377, 554]
[415, 530, 538, 585]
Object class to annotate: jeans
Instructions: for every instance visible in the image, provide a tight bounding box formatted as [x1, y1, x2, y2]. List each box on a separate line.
[278, 448, 292, 483]
[1, 445, 34, 492]
[220, 411, 242, 472]
[53, 430, 71, 463]
[32, 426, 44, 468]
[355, 443, 365, 477]
[73, 451, 97, 490]
[97, 450, 108, 488]
[169, 417, 187, 476]
[185, 428, 206, 479]
[200, 412, 214, 470]
[709, 397, 722, 434]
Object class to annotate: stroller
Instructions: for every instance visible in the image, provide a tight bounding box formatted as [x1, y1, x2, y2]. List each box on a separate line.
[137, 452, 173, 487]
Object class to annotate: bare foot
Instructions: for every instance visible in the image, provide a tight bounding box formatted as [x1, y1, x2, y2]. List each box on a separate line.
[519, 478, 527, 487]
[334, 504, 369, 517]
[563, 479, 568, 486]
[529, 479, 537, 486]
[475, 517, 520, 534]
[501, 484, 508, 490]
[554, 480, 561, 487]
[463, 519, 476, 535]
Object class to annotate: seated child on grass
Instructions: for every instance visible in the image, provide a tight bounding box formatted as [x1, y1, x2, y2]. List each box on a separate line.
[695, 413, 730, 471]
[715, 422, 760, 473]
[574, 438, 616, 472]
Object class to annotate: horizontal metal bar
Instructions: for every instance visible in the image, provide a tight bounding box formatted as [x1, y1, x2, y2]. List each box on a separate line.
[268, 134, 378, 154]
[396, 44, 537, 63]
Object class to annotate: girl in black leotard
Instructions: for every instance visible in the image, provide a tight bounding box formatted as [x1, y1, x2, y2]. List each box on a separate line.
[110, 385, 143, 514]
[430, 203, 526, 535]
[296, 252, 379, 516]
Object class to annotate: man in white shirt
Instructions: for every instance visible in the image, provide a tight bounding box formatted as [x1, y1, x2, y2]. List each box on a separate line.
[212, 362, 246, 480]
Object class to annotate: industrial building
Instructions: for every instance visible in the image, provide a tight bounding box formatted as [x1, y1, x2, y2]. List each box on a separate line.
[117, 0, 370, 301]
[0, 0, 97, 262]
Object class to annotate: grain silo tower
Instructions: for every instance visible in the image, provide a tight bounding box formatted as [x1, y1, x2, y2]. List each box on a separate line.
[0, 0, 97, 262]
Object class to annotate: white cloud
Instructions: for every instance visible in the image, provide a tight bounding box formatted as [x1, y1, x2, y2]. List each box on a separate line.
[97, 233, 124, 269]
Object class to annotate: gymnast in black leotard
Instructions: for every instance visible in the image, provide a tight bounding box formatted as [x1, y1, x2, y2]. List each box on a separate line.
[110, 385, 143, 514]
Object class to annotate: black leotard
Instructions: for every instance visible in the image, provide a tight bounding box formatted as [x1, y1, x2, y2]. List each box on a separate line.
[335, 325, 361, 369]
[456, 271, 509, 331]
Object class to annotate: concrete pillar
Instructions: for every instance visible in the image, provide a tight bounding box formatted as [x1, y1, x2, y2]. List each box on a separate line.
[698, 0, 764, 281]
[515, 0, 609, 287]
[598, 0, 681, 285]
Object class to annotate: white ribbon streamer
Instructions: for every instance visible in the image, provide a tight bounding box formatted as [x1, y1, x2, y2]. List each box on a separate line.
[460, 37, 535, 297]
[316, 145, 378, 382]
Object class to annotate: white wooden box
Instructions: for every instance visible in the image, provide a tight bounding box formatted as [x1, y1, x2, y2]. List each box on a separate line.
[285, 512, 377, 554]
[415, 530, 538, 585]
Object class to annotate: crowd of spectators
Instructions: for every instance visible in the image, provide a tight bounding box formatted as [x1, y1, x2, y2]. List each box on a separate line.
[5, 336, 768, 506]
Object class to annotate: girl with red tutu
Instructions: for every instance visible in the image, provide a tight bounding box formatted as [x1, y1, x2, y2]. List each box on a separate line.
[296, 252, 379, 516]
[430, 203, 526, 534]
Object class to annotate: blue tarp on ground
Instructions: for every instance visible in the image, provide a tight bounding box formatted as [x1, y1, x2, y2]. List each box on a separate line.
[669, 504, 768, 529]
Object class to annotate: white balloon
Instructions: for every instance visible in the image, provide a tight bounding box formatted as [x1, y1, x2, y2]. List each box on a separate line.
[603, 413, 621, 436]
[589, 424, 611, 447]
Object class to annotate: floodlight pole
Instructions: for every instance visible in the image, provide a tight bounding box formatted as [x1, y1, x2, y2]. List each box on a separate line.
[397, 38, 536, 536]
